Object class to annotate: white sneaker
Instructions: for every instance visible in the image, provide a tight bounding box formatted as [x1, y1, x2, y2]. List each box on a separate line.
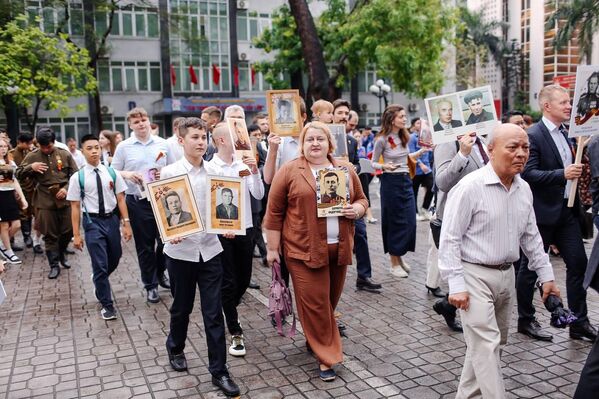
[399, 259, 411, 273]
[229, 335, 246, 357]
[390, 266, 408, 278]
[416, 214, 425, 222]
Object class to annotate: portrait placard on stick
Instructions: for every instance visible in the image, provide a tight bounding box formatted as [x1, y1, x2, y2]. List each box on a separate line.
[226, 117, 255, 160]
[316, 167, 350, 217]
[267, 89, 302, 137]
[146, 174, 205, 243]
[425, 85, 498, 144]
[569, 65, 599, 137]
[206, 175, 246, 235]
[329, 124, 349, 159]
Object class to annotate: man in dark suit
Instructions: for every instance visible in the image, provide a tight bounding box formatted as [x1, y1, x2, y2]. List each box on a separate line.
[433, 99, 463, 132]
[165, 192, 193, 227]
[216, 188, 238, 220]
[463, 90, 494, 124]
[518, 84, 597, 342]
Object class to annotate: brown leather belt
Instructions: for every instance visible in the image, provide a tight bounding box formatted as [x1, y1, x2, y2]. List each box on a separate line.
[477, 262, 513, 271]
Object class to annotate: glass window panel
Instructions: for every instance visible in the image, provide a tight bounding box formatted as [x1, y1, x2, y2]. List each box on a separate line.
[210, 41, 219, 53]
[135, 14, 145, 36]
[78, 123, 90, 136]
[239, 67, 249, 91]
[95, 11, 107, 33]
[219, 17, 228, 38]
[138, 68, 148, 91]
[64, 125, 76, 140]
[111, 12, 120, 35]
[150, 68, 161, 91]
[125, 68, 136, 91]
[236, 15, 247, 41]
[221, 68, 229, 91]
[210, 16, 219, 38]
[219, 3, 227, 14]
[122, 13, 133, 36]
[209, 3, 218, 15]
[115, 124, 126, 135]
[70, 9, 83, 35]
[202, 68, 209, 91]
[148, 13, 159, 37]
[249, 19, 258, 39]
[199, 2, 208, 14]
[98, 65, 110, 92]
[43, 7, 55, 32]
[112, 68, 123, 91]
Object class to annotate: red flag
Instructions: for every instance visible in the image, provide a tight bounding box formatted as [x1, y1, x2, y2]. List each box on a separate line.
[233, 66, 239, 87]
[251, 65, 256, 86]
[188, 65, 198, 85]
[212, 64, 221, 85]
[170, 64, 177, 86]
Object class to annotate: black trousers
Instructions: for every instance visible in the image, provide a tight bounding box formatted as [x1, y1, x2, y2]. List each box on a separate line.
[126, 195, 165, 291]
[516, 201, 588, 324]
[355, 217, 372, 280]
[165, 254, 228, 378]
[412, 173, 434, 211]
[251, 212, 267, 257]
[574, 336, 599, 398]
[219, 229, 254, 335]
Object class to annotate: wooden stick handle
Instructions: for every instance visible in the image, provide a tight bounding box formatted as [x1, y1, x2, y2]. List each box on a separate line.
[567, 136, 586, 208]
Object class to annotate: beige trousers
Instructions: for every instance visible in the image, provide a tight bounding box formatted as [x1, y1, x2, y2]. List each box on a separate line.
[456, 262, 515, 399]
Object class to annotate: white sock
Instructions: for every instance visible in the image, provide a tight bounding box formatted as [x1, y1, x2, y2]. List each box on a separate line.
[4, 249, 15, 257]
[32, 235, 40, 246]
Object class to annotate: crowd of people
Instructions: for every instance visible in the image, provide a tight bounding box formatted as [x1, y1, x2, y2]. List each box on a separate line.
[1, 82, 599, 397]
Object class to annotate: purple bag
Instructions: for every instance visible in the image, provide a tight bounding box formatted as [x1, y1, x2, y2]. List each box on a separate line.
[268, 261, 296, 337]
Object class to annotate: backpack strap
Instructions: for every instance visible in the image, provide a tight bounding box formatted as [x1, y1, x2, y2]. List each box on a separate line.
[106, 166, 117, 194]
[78, 169, 92, 224]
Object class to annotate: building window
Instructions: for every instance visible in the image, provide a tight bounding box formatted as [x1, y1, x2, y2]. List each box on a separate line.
[101, 116, 128, 137]
[23, 117, 90, 144]
[95, 6, 159, 38]
[237, 10, 271, 42]
[237, 62, 268, 92]
[26, 1, 84, 36]
[98, 61, 162, 92]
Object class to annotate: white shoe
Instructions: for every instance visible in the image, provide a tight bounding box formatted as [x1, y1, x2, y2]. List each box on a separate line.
[367, 218, 378, 224]
[416, 214, 425, 221]
[389, 266, 408, 278]
[229, 335, 246, 357]
[420, 210, 431, 221]
[399, 259, 411, 273]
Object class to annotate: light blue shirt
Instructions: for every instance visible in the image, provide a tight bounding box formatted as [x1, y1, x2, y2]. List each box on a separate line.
[542, 116, 572, 198]
[111, 133, 170, 196]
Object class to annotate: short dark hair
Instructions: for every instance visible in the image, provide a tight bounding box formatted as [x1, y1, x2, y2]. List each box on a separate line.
[165, 191, 181, 204]
[323, 171, 339, 181]
[17, 132, 33, 143]
[178, 117, 207, 138]
[80, 134, 99, 146]
[278, 99, 291, 110]
[410, 117, 420, 126]
[201, 106, 222, 120]
[247, 124, 260, 133]
[252, 113, 268, 124]
[332, 99, 351, 112]
[221, 188, 233, 197]
[463, 90, 484, 105]
[36, 126, 56, 146]
[501, 110, 524, 123]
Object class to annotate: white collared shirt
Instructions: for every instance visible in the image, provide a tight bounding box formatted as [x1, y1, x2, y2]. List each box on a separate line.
[205, 154, 264, 229]
[161, 157, 223, 262]
[69, 149, 86, 169]
[273, 136, 300, 170]
[166, 135, 184, 164]
[111, 133, 170, 196]
[438, 164, 555, 294]
[66, 163, 127, 213]
[542, 116, 572, 198]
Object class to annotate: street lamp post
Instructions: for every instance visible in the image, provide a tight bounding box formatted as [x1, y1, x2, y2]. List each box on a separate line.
[369, 79, 391, 126]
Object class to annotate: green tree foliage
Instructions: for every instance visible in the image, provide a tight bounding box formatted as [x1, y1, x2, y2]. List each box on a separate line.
[547, 0, 599, 64]
[455, 4, 506, 89]
[0, 15, 96, 132]
[255, 0, 456, 99]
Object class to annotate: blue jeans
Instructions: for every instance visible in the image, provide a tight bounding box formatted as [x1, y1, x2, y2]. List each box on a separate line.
[84, 214, 122, 309]
[354, 218, 372, 279]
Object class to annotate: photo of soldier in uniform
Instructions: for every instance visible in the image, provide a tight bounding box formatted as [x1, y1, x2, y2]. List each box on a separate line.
[461, 89, 495, 124]
[316, 167, 349, 217]
[206, 175, 245, 234]
[266, 89, 302, 137]
[569, 65, 599, 136]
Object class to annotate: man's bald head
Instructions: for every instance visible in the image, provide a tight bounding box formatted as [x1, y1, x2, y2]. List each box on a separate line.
[487, 123, 527, 147]
[488, 123, 530, 180]
[211, 122, 232, 148]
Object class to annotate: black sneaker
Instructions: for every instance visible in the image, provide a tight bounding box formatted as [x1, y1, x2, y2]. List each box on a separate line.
[101, 307, 117, 320]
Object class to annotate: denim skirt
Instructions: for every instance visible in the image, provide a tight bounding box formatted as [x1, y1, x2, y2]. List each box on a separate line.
[379, 173, 416, 256]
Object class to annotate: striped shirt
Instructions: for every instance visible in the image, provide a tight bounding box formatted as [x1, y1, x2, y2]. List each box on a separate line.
[438, 164, 555, 294]
[371, 133, 409, 173]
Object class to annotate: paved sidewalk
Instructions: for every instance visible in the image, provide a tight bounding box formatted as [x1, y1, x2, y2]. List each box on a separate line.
[1, 187, 597, 398]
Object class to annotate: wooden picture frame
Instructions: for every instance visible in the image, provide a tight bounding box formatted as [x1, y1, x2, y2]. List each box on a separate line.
[146, 174, 205, 243]
[206, 175, 246, 235]
[316, 167, 350, 217]
[266, 89, 303, 137]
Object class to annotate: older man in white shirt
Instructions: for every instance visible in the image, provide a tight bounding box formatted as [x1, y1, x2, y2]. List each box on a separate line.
[160, 117, 240, 397]
[438, 123, 561, 398]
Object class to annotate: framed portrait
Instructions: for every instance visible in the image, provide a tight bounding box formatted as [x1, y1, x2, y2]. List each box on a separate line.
[316, 167, 350, 217]
[425, 85, 498, 144]
[146, 174, 205, 243]
[569, 65, 599, 137]
[267, 89, 302, 137]
[226, 117, 255, 159]
[206, 175, 246, 235]
[329, 124, 349, 159]
[139, 167, 160, 199]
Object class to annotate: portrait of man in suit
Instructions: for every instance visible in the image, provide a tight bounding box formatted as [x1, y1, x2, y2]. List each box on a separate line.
[321, 172, 344, 204]
[463, 90, 494, 124]
[433, 98, 463, 132]
[275, 99, 295, 124]
[215, 187, 238, 220]
[165, 191, 192, 227]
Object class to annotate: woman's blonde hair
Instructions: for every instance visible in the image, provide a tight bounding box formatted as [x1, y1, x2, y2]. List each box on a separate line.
[0, 138, 13, 163]
[298, 121, 336, 157]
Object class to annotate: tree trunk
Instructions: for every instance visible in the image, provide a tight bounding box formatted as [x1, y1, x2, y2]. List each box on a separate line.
[288, 0, 330, 101]
[84, 1, 102, 133]
[2, 96, 20, 144]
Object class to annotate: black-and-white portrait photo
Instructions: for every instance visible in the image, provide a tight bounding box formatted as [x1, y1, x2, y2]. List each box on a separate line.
[216, 187, 239, 220]
[164, 190, 193, 227]
[432, 96, 463, 132]
[275, 99, 295, 124]
[462, 89, 495, 124]
[576, 71, 599, 117]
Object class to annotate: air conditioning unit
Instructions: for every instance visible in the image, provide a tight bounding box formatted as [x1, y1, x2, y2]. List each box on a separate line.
[360, 103, 368, 111]
[100, 105, 113, 115]
[408, 103, 419, 113]
[237, 0, 249, 10]
[239, 52, 247, 61]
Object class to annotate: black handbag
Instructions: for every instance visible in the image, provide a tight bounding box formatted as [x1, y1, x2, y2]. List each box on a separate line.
[430, 218, 442, 249]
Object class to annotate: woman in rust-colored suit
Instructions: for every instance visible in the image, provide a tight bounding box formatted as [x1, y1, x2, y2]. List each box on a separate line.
[263, 122, 368, 382]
